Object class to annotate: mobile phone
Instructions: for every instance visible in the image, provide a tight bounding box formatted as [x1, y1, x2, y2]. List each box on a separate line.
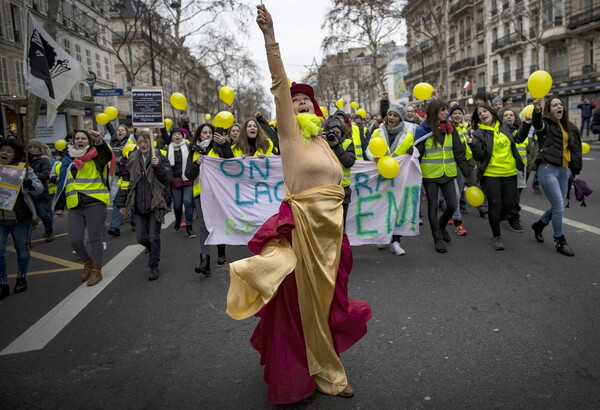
[215, 127, 224, 136]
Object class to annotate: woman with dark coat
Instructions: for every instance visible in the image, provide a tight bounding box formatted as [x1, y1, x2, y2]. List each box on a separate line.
[468, 104, 527, 250]
[27, 139, 54, 241]
[526, 97, 582, 256]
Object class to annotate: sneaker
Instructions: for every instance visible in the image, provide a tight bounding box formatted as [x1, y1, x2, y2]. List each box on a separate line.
[180, 220, 186, 227]
[0, 284, 10, 301]
[45, 231, 54, 242]
[390, 241, 406, 256]
[107, 227, 121, 237]
[509, 222, 524, 233]
[149, 266, 160, 281]
[493, 236, 504, 251]
[174, 225, 181, 232]
[14, 277, 27, 294]
[186, 226, 196, 238]
[419, 218, 423, 226]
[455, 224, 467, 236]
[448, 218, 454, 225]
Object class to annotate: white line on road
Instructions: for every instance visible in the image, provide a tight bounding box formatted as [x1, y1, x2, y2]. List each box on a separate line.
[520, 204, 600, 235]
[0, 213, 177, 356]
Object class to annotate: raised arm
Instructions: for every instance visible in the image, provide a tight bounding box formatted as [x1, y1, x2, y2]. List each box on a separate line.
[257, 5, 297, 141]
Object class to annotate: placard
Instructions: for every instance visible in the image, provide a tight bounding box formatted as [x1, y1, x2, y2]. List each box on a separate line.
[132, 87, 164, 127]
[0, 163, 27, 211]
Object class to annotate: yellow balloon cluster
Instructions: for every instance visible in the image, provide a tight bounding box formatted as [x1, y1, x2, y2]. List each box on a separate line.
[377, 156, 400, 179]
[335, 99, 344, 109]
[170, 93, 187, 110]
[527, 71, 553, 99]
[414, 83, 434, 100]
[213, 111, 235, 129]
[465, 186, 485, 207]
[368, 137, 387, 158]
[104, 106, 118, 120]
[219, 86, 235, 105]
[356, 108, 367, 118]
[164, 118, 173, 130]
[54, 139, 67, 151]
[95, 113, 109, 125]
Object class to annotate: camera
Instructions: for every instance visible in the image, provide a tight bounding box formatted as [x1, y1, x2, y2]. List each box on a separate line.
[323, 125, 340, 142]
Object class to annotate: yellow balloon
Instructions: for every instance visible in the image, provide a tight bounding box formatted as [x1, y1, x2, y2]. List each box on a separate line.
[219, 86, 235, 105]
[356, 108, 367, 118]
[414, 82, 434, 100]
[164, 118, 173, 130]
[212, 111, 235, 129]
[104, 106, 118, 120]
[335, 99, 344, 109]
[122, 143, 136, 158]
[54, 139, 67, 151]
[95, 113, 109, 125]
[520, 104, 534, 120]
[377, 156, 400, 179]
[465, 186, 485, 207]
[204, 114, 212, 121]
[527, 70, 553, 99]
[582, 142, 590, 154]
[170, 93, 187, 110]
[350, 101, 358, 109]
[320, 106, 328, 118]
[368, 137, 388, 158]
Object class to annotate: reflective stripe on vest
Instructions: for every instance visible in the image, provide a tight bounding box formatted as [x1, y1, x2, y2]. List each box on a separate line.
[341, 138, 353, 187]
[456, 124, 473, 160]
[48, 161, 61, 194]
[351, 125, 364, 160]
[421, 133, 457, 178]
[65, 161, 109, 208]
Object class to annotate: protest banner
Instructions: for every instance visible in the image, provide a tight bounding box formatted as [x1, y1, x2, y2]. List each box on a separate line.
[200, 153, 422, 246]
[0, 163, 27, 211]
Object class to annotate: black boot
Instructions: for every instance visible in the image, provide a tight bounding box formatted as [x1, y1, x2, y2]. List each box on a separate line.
[439, 219, 451, 243]
[554, 235, 574, 257]
[14, 277, 28, 294]
[0, 284, 9, 301]
[433, 231, 447, 253]
[217, 245, 226, 265]
[195, 255, 211, 275]
[531, 220, 547, 243]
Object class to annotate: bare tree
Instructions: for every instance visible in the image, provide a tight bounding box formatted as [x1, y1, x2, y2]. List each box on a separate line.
[322, 0, 406, 92]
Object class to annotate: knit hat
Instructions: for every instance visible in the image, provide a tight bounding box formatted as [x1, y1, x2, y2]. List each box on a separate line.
[491, 96, 502, 106]
[449, 105, 465, 115]
[28, 138, 44, 149]
[387, 104, 406, 120]
[170, 128, 185, 138]
[289, 82, 323, 117]
[333, 109, 351, 127]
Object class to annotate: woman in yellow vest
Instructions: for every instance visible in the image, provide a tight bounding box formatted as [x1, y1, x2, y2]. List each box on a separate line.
[468, 105, 527, 251]
[53, 130, 114, 286]
[185, 123, 233, 274]
[415, 100, 471, 253]
[499, 107, 528, 233]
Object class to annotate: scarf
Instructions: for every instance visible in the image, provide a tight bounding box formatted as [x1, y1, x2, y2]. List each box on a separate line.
[70, 146, 98, 170]
[168, 141, 189, 181]
[68, 145, 90, 159]
[377, 121, 405, 155]
[438, 120, 454, 135]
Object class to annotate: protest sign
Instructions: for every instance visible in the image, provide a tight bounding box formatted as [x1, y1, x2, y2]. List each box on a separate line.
[0, 163, 27, 211]
[132, 87, 164, 127]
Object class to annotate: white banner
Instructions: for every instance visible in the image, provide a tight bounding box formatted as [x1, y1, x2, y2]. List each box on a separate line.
[200, 153, 422, 246]
[24, 11, 89, 126]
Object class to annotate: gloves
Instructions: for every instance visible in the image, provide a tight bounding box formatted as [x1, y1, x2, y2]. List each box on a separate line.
[23, 178, 34, 189]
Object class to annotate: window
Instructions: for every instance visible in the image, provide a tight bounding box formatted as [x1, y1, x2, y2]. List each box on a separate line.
[493, 60, 499, 76]
[75, 44, 82, 62]
[467, 46, 472, 58]
[516, 16, 523, 34]
[63, 39, 71, 55]
[478, 72, 485, 88]
[0, 56, 9, 94]
[503, 56, 511, 82]
[492, 28, 498, 43]
[104, 56, 110, 81]
[478, 40, 484, 56]
[516, 53, 524, 79]
[15, 60, 25, 96]
[584, 40, 595, 65]
[451, 80, 457, 96]
[542, 0, 563, 29]
[86, 49, 92, 72]
[95, 53, 101, 78]
[551, 47, 568, 76]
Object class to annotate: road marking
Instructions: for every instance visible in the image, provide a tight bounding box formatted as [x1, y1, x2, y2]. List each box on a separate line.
[0, 244, 144, 356]
[521, 204, 600, 235]
[6, 248, 82, 279]
[162, 212, 175, 230]
[31, 233, 68, 244]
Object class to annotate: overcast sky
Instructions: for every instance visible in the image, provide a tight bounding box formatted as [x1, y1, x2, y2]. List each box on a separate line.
[246, 1, 329, 100]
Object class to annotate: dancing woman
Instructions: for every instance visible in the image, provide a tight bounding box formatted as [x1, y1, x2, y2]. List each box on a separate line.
[225, 5, 371, 404]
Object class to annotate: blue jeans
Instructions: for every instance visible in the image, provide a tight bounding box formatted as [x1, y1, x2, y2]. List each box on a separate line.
[0, 222, 32, 284]
[34, 198, 54, 233]
[171, 185, 194, 225]
[537, 163, 569, 238]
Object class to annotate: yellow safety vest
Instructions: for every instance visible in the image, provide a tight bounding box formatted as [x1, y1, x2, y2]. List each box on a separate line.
[231, 139, 275, 157]
[514, 130, 529, 166]
[192, 148, 221, 197]
[421, 133, 457, 178]
[351, 125, 365, 160]
[456, 123, 473, 160]
[340, 138, 353, 187]
[65, 160, 109, 209]
[48, 161, 61, 195]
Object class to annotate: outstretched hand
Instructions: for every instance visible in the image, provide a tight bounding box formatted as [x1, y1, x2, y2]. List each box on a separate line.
[256, 4, 275, 44]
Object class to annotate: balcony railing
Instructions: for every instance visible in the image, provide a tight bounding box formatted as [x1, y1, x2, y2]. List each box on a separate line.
[449, 57, 476, 72]
[503, 72, 511, 83]
[449, 1, 473, 16]
[552, 68, 569, 79]
[515, 68, 524, 79]
[477, 54, 486, 65]
[582, 64, 597, 74]
[492, 32, 526, 52]
[568, 5, 600, 29]
[450, 92, 457, 99]
[492, 74, 499, 85]
[404, 69, 424, 82]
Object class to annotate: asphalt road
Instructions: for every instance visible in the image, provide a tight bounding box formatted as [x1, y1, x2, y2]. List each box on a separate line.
[1, 141, 599, 409]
